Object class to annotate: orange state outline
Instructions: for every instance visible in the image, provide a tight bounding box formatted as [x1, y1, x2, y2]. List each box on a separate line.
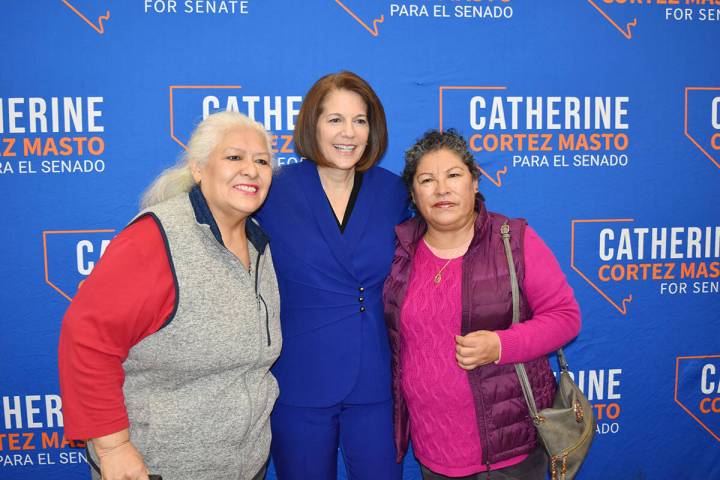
[43, 229, 115, 302]
[438, 86, 509, 187]
[570, 218, 634, 316]
[335, 0, 384, 37]
[684, 87, 720, 171]
[675, 354, 720, 443]
[62, 0, 110, 35]
[169, 86, 242, 150]
[587, 0, 637, 40]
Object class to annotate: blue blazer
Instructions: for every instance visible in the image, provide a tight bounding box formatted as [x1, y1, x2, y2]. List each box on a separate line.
[255, 160, 409, 407]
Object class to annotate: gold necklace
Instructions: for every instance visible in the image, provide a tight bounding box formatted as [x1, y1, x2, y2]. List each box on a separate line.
[433, 258, 453, 285]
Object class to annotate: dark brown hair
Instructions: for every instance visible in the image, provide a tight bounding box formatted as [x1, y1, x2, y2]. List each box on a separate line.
[294, 71, 387, 172]
[402, 129, 480, 189]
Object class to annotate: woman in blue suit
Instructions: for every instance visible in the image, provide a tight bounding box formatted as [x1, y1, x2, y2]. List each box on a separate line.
[255, 71, 408, 480]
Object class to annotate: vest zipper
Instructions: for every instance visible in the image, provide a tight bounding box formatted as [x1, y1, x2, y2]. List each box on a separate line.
[464, 251, 494, 478]
[477, 375, 494, 477]
[254, 251, 271, 346]
[259, 294, 270, 346]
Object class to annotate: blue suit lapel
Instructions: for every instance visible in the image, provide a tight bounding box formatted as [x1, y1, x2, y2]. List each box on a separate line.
[296, 160, 358, 280]
[342, 168, 375, 258]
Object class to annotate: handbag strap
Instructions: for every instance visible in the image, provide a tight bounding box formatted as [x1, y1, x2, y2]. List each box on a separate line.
[499, 222, 569, 423]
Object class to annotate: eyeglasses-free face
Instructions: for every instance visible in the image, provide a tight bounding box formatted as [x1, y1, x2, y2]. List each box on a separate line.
[192, 126, 273, 226]
[412, 148, 478, 233]
[315, 88, 370, 172]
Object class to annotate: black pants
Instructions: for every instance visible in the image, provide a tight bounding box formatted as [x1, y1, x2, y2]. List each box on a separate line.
[420, 446, 548, 480]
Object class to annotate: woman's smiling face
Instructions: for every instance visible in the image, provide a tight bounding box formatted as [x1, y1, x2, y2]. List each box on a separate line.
[315, 88, 370, 171]
[192, 126, 273, 224]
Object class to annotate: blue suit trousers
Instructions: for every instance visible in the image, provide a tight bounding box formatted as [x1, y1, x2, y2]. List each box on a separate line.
[270, 399, 402, 480]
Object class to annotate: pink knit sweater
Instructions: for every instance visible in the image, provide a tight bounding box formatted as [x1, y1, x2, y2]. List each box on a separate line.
[399, 226, 580, 476]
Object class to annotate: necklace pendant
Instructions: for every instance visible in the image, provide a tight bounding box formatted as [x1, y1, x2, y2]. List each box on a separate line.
[433, 273, 442, 284]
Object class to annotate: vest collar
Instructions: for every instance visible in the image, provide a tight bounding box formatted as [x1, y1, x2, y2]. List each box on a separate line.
[188, 184, 269, 254]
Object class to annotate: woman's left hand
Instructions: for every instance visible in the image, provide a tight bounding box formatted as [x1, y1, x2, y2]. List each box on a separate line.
[455, 331, 501, 370]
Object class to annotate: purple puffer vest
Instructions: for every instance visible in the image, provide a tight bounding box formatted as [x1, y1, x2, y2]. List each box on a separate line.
[383, 201, 557, 466]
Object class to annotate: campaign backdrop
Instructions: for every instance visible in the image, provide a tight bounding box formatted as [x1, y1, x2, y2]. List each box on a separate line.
[2, 1, 719, 478]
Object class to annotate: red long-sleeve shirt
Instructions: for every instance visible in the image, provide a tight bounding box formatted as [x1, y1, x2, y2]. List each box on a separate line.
[58, 216, 175, 440]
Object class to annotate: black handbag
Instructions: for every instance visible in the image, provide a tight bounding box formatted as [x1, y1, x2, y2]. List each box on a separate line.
[500, 222, 596, 480]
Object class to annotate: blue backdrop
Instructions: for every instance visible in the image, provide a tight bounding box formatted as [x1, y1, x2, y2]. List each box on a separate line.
[2, 1, 719, 478]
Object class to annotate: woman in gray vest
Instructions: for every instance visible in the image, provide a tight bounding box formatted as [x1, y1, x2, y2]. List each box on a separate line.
[383, 129, 581, 479]
[58, 111, 282, 480]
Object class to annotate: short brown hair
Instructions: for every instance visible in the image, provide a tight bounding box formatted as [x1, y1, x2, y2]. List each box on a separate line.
[294, 71, 387, 172]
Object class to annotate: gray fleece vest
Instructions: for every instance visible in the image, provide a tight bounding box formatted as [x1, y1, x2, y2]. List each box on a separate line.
[116, 194, 281, 480]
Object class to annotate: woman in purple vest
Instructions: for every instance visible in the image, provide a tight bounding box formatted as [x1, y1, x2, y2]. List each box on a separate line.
[383, 129, 581, 479]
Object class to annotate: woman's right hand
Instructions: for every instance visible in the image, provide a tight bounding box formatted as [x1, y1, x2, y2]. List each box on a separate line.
[455, 330, 501, 370]
[92, 429, 149, 480]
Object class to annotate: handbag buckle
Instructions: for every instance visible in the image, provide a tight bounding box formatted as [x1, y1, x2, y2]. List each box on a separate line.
[573, 400, 584, 423]
[533, 414, 546, 425]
